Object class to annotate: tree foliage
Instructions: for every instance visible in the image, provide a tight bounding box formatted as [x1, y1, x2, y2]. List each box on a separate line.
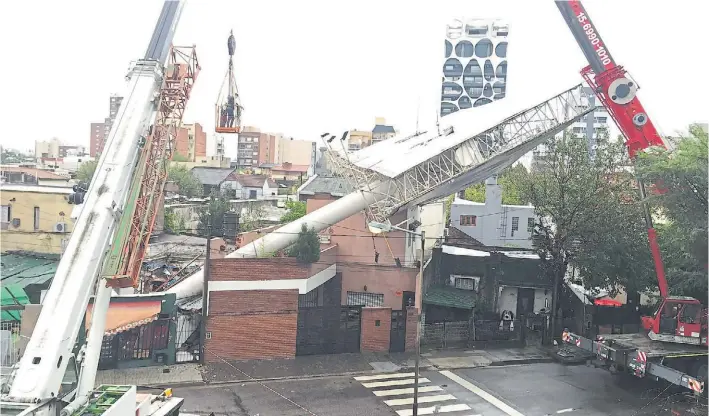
[167, 164, 202, 198]
[280, 200, 307, 222]
[461, 164, 531, 205]
[523, 135, 654, 296]
[635, 125, 708, 302]
[241, 206, 266, 232]
[197, 192, 231, 237]
[76, 160, 98, 184]
[287, 223, 321, 264]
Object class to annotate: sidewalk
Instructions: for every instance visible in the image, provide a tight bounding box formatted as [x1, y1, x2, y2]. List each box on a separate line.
[97, 346, 556, 387]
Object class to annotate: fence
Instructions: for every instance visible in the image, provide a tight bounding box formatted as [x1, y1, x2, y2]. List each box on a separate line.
[1, 321, 22, 368]
[421, 319, 523, 349]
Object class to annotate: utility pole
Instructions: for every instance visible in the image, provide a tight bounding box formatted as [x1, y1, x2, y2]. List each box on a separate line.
[200, 213, 212, 364]
[413, 230, 425, 416]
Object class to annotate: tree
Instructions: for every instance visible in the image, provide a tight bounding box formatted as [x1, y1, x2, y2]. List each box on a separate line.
[521, 134, 655, 339]
[76, 160, 98, 184]
[287, 223, 321, 263]
[240, 206, 266, 232]
[167, 164, 202, 198]
[635, 125, 708, 302]
[280, 200, 306, 222]
[458, 164, 530, 204]
[197, 193, 231, 237]
[172, 153, 189, 162]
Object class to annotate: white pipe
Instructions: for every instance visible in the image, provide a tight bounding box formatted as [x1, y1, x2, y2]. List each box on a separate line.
[60, 281, 113, 416]
[168, 182, 388, 299]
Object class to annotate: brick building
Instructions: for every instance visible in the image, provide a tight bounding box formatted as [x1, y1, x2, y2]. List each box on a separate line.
[204, 246, 419, 362]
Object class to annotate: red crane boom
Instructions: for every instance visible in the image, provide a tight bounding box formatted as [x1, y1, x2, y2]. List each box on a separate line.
[556, 1, 707, 347]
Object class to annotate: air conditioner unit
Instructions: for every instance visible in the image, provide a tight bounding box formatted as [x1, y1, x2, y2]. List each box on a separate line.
[54, 222, 68, 233]
[318, 234, 331, 244]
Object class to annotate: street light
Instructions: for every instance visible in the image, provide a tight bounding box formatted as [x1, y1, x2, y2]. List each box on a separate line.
[368, 220, 425, 416]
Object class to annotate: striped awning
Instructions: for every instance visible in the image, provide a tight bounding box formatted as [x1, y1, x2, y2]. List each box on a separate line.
[86, 298, 163, 335]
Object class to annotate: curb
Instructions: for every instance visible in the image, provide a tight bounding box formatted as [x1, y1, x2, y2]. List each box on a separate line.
[161, 365, 438, 389]
[488, 357, 554, 366]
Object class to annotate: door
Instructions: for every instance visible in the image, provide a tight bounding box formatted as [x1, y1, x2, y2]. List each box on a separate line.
[402, 291, 415, 309]
[516, 288, 535, 318]
[390, 310, 407, 352]
[249, 189, 257, 199]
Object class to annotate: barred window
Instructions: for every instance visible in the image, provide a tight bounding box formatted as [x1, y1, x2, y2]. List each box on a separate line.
[347, 291, 384, 307]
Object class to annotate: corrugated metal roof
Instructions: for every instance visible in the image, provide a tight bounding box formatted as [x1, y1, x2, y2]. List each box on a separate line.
[0, 253, 58, 288]
[372, 124, 396, 134]
[298, 175, 353, 197]
[423, 285, 476, 309]
[176, 295, 203, 312]
[189, 167, 235, 186]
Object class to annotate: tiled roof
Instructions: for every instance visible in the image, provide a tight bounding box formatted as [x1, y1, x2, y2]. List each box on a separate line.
[190, 167, 235, 186]
[271, 164, 309, 173]
[1, 166, 69, 180]
[225, 173, 277, 188]
[423, 285, 477, 310]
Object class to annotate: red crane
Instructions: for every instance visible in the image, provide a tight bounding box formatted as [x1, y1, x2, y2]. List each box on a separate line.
[104, 45, 200, 290]
[556, 1, 707, 347]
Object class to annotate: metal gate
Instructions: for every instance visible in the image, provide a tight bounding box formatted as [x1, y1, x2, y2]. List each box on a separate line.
[390, 310, 407, 352]
[98, 319, 170, 369]
[296, 306, 361, 356]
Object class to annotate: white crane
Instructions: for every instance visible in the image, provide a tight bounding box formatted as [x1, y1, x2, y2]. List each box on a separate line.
[1, 1, 187, 415]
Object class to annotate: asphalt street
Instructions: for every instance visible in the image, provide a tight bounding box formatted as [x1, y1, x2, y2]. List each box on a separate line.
[171, 363, 706, 416]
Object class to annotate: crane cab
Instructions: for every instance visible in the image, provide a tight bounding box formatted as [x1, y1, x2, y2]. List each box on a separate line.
[642, 296, 708, 346]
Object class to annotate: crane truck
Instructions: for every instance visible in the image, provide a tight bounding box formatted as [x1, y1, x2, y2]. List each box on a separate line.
[0, 1, 196, 415]
[555, 0, 708, 399]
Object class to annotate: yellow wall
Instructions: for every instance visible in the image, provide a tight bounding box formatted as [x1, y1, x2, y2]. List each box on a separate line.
[1, 188, 74, 255]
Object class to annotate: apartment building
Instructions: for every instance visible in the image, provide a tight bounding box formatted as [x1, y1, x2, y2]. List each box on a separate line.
[89, 95, 124, 156]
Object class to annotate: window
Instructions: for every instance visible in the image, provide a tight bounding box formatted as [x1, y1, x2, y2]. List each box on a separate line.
[34, 207, 40, 231]
[511, 216, 519, 231]
[452, 275, 480, 292]
[1, 205, 10, 223]
[347, 291, 384, 307]
[527, 217, 535, 233]
[460, 215, 477, 226]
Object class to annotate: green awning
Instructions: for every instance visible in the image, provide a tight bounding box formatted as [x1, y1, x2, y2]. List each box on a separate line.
[1, 253, 58, 321]
[423, 286, 477, 310]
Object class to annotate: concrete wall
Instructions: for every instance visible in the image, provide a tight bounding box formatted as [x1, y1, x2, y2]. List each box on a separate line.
[497, 286, 551, 316]
[1, 186, 74, 254]
[450, 197, 535, 249]
[339, 264, 416, 310]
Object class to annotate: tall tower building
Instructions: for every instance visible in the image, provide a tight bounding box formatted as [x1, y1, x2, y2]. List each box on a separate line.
[441, 19, 509, 117]
[89, 95, 124, 156]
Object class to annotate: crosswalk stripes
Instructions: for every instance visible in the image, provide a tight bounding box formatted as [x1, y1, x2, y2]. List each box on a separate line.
[354, 372, 477, 415]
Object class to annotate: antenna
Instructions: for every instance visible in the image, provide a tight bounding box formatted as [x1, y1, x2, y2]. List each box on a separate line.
[416, 96, 421, 134]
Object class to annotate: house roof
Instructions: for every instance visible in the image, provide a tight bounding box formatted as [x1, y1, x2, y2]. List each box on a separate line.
[271, 163, 309, 173]
[189, 167, 235, 186]
[298, 174, 353, 197]
[0, 166, 69, 180]
[225, 173, 277, 188]
[423, 285, 477, 310]
[372, 124, 396, 134]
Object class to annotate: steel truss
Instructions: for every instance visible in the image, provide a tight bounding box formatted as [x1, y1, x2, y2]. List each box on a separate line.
[329, 83, 596, 223]
[107, 46, 201, 288]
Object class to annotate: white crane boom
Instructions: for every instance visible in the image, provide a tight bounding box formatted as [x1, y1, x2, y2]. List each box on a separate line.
[1, 2, 186, 415]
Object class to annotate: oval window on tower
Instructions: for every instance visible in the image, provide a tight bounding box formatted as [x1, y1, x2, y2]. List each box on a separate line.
[495, 42, 508, 58]
[475, 39, 493, 58]
[443, 58, 464, 78]
[484, 60, 494, 81]
[445, 40, 453, 58]
[455, 41, 474, 58]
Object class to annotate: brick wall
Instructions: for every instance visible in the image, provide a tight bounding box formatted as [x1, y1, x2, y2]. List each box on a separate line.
[340, 264, 417, 310]
[405, 307, 419, 352]
[361, 307, 391, 352]
[205, 289, 298, 362]
[210, 257, 310, 281]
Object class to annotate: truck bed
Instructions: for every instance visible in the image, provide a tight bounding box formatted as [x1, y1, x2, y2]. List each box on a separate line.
[602, 333, 707, 358]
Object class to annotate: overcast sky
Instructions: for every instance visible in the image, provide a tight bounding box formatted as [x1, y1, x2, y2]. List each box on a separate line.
[1, 0, 706, 154]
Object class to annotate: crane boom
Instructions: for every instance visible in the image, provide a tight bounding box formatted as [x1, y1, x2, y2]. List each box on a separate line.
[555, 0, 669, 298]
[1, 1, 186, 414]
